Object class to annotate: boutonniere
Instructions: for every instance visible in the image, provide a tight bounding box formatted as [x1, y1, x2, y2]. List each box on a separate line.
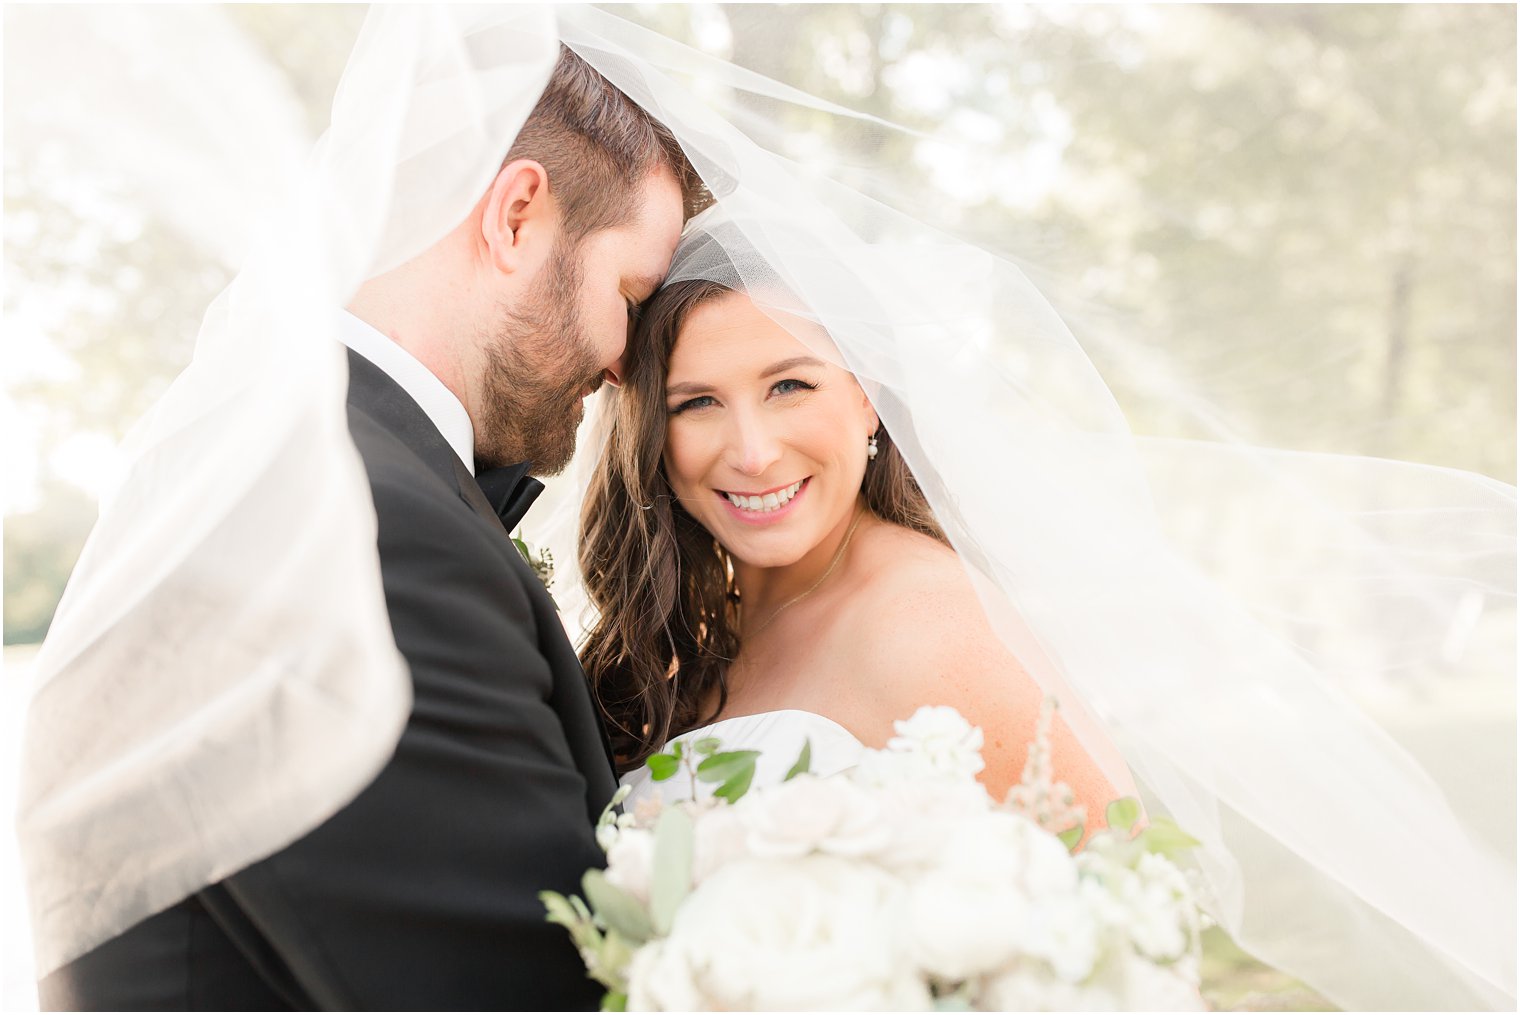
[511, 530, 556, 600]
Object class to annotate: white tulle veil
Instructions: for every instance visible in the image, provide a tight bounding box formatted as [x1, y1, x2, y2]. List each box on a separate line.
[12, 5, 1514, 1011]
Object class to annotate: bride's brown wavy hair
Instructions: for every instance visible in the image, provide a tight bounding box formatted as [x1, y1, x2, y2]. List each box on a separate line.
[579, 279, 947, 772]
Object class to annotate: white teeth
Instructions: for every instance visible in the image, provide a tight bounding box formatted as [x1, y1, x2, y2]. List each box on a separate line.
[723, 479, 805, 514]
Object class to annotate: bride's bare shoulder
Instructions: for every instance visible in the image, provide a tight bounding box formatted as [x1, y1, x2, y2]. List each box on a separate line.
[848, 522, 991, 640]
[838, 519, 1119, 814]
[837, 522, 1026, 713]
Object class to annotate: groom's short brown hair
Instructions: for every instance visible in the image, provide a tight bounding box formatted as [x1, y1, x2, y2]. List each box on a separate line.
[505, 45, 708, 239]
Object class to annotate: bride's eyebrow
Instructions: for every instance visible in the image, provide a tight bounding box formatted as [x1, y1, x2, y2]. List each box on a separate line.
[665, 379, 710, 397]
[760, 356, 826, 377]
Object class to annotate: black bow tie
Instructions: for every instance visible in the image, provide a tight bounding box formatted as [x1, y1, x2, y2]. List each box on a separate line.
[475, 461, 545, 533]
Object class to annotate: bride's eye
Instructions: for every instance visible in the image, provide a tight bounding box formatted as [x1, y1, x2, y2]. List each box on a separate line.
[669, 395, 716, 415]
[771, 378, 817, 397]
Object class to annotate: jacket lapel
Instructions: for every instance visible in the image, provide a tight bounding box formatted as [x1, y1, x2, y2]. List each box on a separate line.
[347, 347, 618, 797]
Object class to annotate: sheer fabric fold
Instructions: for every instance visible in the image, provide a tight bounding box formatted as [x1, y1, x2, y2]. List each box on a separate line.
[15, 4, 560, 975]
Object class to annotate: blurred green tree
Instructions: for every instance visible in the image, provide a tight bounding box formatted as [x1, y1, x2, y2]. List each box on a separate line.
[622, 4, 1514, 476]
[5, 3, 1513, 655]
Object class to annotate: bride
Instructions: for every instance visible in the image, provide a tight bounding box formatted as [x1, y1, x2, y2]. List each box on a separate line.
[581, 265, 1119, 824]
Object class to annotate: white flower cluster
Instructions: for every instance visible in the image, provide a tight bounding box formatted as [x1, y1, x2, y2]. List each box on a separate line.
[550, 705, 1204, 1012]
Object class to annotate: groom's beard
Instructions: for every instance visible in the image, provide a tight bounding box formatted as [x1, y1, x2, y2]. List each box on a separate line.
[476, 239, 604, 476]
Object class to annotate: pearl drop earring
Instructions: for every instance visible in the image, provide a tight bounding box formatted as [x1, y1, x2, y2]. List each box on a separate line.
[867, 435, 879, 460]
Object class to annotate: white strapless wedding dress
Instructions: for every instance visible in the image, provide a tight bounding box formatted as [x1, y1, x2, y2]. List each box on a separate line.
[619, 709, 867, 809]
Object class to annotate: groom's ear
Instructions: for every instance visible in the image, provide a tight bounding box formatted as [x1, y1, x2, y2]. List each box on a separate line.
[481, 159, 555, 275]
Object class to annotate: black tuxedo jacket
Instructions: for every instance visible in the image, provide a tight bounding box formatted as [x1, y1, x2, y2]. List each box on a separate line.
[40, 349, 618, 1011]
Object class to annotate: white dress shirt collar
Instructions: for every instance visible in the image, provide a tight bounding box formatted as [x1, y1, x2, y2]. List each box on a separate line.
[337, 309, 476, 475]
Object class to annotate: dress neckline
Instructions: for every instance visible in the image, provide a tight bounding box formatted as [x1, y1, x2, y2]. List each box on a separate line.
[676, 708, 862, 746]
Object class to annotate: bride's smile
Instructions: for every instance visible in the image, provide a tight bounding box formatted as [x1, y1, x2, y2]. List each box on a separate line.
[662, 292, 877, 568]
[716, 476, 809, 521]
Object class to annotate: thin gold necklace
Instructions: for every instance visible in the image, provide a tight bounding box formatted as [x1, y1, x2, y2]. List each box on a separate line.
[746, 504, 869, 638]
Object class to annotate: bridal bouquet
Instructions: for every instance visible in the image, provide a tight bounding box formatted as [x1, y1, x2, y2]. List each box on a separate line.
[543, 704, 1206, 1011]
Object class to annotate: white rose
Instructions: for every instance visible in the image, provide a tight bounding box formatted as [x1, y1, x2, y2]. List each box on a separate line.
[941, 811, 1076, 896]
[739, 773, 891, 860]
[639, 855, 931, 1011]
[604, 827, 656, 906]
[887, 705, 986, 780]
[870, 778, 988, 872]
[903, 863, 1027, 981]
[1015, 895, 1101, 983]
[626, 939, 704, 1012]
[850, 744, 942, 787]
[1017, 818, 1080, 897]
[691, 801, 750, 884]
[902, 811, 1088, 981]
[900, 812, 1050, 980]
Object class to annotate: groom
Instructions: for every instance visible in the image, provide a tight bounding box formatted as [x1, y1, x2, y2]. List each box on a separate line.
[40, 47, 700, 1011]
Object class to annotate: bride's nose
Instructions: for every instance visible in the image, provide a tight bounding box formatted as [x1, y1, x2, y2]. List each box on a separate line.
[726, 411, 783, 477]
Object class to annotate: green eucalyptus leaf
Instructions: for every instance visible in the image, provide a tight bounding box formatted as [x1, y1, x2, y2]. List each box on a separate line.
[784, 738, 813, 781]
[1057, 824, 1085, 852]
[601, 990, 629, 1012]
[646, 753, 680, 781]
[582, 869, 654, 944]
[597, 930, 636, 974]
[541, 890, 581, 930]
[1135, 817, 1201, 858]
[696, 749, 761, 784]
[1106, 797, 1143, 835]
[541, 890, 603, 955]
[591, 931, 636, 994]
[693, 737, 722, 756]
[670, 739, 685, 762]
[650, 806, 695, 935]
[712, 764, 756, 804]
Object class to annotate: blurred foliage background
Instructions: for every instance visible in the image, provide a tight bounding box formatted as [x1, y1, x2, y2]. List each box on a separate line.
[3, 6, 1513, 1010]
[6, 4, 1513, 646]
